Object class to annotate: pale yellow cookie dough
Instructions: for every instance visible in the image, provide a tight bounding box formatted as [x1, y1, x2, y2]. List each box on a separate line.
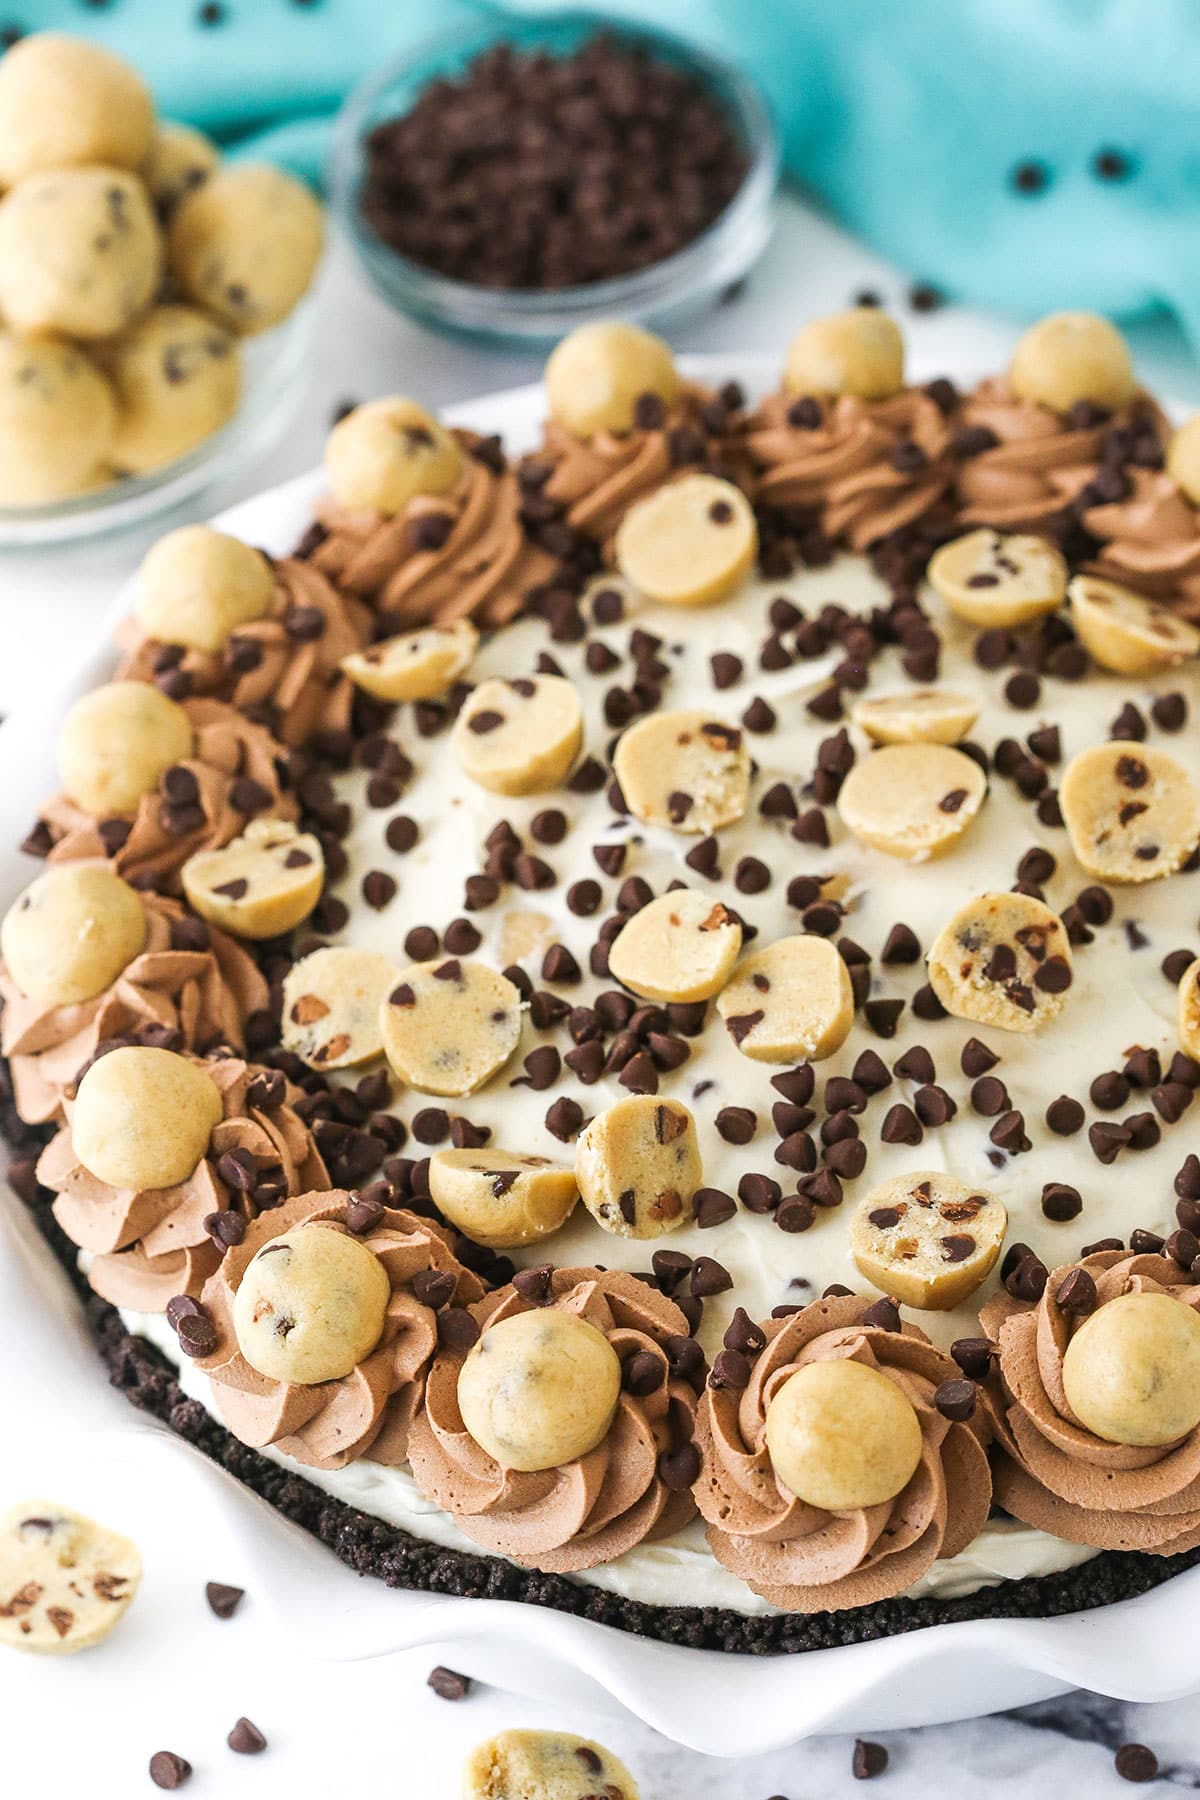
[453, 675, 582, 797]
[428, 1148, 578, 1249]
[232, 1222, 390, 1385]
[0, 166, 161, 340]
[927, 529, 1068, 629]
[783, 307, 904, 401]
[0, 1500, 141, 1655]
[100, 305, 242, 475]
[1060, 742, 1200, 884]
[544, 319, 679, 438]
[168, 162, 323, 335]
[324, 397, 463, 515]
[837, 743, 986, 861]
[608, 887, 742, 1003]
[57, 680, 194, 818]
[1068, 574, 1200, 676]
[182, 819, 324, 940]
[462, 1730, 640, 1800]
[1009, 310, 1136, 413]
[1, 865, 145, 1007]
[135, 523, 273, 653]
[379, 957, 522, 1097]
[341, 618, 477, 702]
[575, 1093, 701, 1239]
[1062, 1292, 1200, 1448]
[765, 1360, 923, 1511]
[1167, 411, 1200, 507]
[716, 934, 854, 1063]
[457, 1309, 621, 1472]
[613, 708, 750, 834]
[141, 120, 219, 218]
[281, 946, 396, 1070]
[0, 331, 117, 506]
[72, 1046, 222, 1191]
[850, 1172, 1007, 1310]
[0, 34, 154, 184]
[927, 891, 1073, 1033]
[615, 474, 757, 606]
[851, 687, 980, 746]
[1179, 958, 1200, 1062]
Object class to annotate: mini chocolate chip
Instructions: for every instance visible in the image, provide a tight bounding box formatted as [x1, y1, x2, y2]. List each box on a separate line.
[950, 1337, 995, 1380]
[1056, 1267, 1098, 1314]
[1045, 1095, 1085, 1135]
[933, 1378, 976, 1421]
[205, 1581, 244, 1619]
[1114, 1744, 1159, 1784]
[1041, 1182, 1083, 1222]
[427, 1665, 471, 1701]
[227, 1717, 267, 1755]
[149, 1751, 193, 1789]
[861, 1297, 901, 1332]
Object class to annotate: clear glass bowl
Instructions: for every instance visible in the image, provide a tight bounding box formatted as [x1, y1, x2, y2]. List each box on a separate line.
[330, 12, 780, 347]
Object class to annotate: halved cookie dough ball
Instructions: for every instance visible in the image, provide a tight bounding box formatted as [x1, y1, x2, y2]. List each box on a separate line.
[614, 474, 757, 607]
[613, 709, 750, 835]
[182, 820, 324, 940]
[0, 332, 116, 506]
[1167, 411, 1200, 506]
[1068, 574, 1200, 675]
[135, 524, 273, 653]
[141, 121, 219, 219]
[927, 529, 1067, 629]
[57, 680, 194, 817]
[0, 1501, 141, 1655]
[453, 675, 582, 796]
[232, 1223, 391, 1385]
[458, 1310, 621, 1472]
[1, 865, 145, 1007]
[1179, 958, 1200, 1061]
[325, 397, 463, 514]
[927, 891, 1073, 1032]
[716, 934, 854, 1063]
[281, 946, 396, 1070]
[576, 1094, 700, 1239]
[428, 1149, 578, 1250]
[72, 1046, 222, 1191]
[0, 34, 154, 184]
[341, 618, 477, 702]
[544, 319, 680, 438]
[1060, 742, 1200, 884]
[1009, 310, 1136, 414]
[783, 306, 904, 401]
[379, 958, 522, 1097]
[837, 744, 986, 861]
[765, 1360, 923, 1510]
[462, 1732, 640, 1800]
[608, 888, 742, 1003]
[852, 686, 980, 746]
[1063, 1292, 1200, 1447]
[168, 163, 324, 335]
[849, 1173, 1007, 1310]
[0, 167, 161, 340]
[101, 306, 242, 475]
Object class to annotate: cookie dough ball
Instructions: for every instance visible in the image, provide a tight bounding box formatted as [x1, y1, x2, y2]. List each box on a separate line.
[609, 888, 742, 1003]
[325, 397, 463, 515]
[0, 332, 116, 506]
[102, 305, 242, 475]
[341, 618, 477, 702]
[613, 709, 750, 834]
[1, 865, 145, 1007]
[1167, 412, 1200, 507]
[1062, 1292, 1200, 1447]
[454, 675, 582, 797]
[135, 524, 273, 654]
[232, 1223, 390, 1385]
[852, 687, 980, 746]
[183, 819, 324, 940]
[72, 1046, 222, 1191]
[57, 680, 194, 818]
[1009, 311, 1136, 414]
[1179, 958, 1200, 1062]
[927, 891, 1073, 1033]
[281, 946, 396, 1070]
[1068, 574, 1200, 675]
[458, 1309, 621, 1472]
[927, 529, 1068, 629]
[168, 163, 324, 335]
[428, 1148, 578, 1249]
[0, 1501, 141, 1655]
[0, 34, 154, 185]
[850, 1173, 1007, 1310]
[379, 958, 522, 1097]
[837, 744, 986, 861]
[576, 1094, 701, 1239]
[716, 935, 854, 1063]
[784, 307, 904, 401]
[1060, 742, 1200, 884]
[462, 1731, 639, 1800]
[765, 1359, 923, 1511]
[545, 320, 680, 438]
[142, 121, 219, 219]
[0, 167, 161, 340]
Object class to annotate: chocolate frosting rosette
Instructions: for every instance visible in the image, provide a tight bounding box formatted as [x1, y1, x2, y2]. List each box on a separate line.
[694, 1293, 993, 1611]
[406, 1266, 703, 1573]
[1077, 469, 1200, 621]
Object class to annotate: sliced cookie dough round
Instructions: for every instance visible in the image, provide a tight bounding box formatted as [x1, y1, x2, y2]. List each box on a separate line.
[608, 887, 742, 1002]
[850, 1172, 1007, 1311]
[1178, 957, 1200, 1061]
[379, 957, 522, 1097]
[72, 1046, 223, 1191]
[927, 891, 1073, 1032]
[716, 934, 853, 1063]
[1068, 574, 1200, 676]
[614, 473, 757, 607]
[837, 743, 986, 861]
[428, 1148, 578, 1249]
[182, 819, 323, 939]
[0, 1501, 141, 1655]
[281, 946, 396, 1070]
[340, 618, 477, 702]
[1009, 310, 1136, 413]
[544, 319, 679, 438]
[613, 708, 750, 835]
[462, 1730, 640, 1800]
[927, 529, 1067, 628]
[453, 675, 582, 797]
[1060, 742, 1200, 884]
[576, 1094, 701, 1239]
[232, 1223, 391, 1384]
[1, 864, 146, 1006]
[457, 1310, 621, 1472]
[57, 681, 194, 817]
[135, 525, 273, 655]
[325, 396, 463, 514]
[851, 686, 980, 746]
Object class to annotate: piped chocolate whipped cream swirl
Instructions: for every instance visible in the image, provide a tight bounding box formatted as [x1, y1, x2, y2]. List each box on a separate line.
[1078, 469, 1200, 621]
[694, 1294, 993, 1611]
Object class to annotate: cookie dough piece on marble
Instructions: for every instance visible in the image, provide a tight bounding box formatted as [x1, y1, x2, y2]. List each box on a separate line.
[1060, 742, 1200, 884]
[1062, 1292, 1200, 1448]
[614, 474, 757, 607]
[783, 307, 905, 401]
[716, 934, 853, 1063]
[281, 946, 396, 1070]
[454, 675, 582, 797]
[463, 1730, 640, 1800]
[0, 167, 161, 340]
[57, 680, 194, 818]
[72, 1045, 223, 1191]
[608, 887, 742, 1002]
[837, 743, 986, 861]
[0, 34, 154, 185]
[1009, 311, 1136, 414]
[0, 332, 116, 506]
[341, 618, 477, 702]
[0, 1500, 141, 1655]
[325, 397, 463, 515]
[182, 819, 324, 940]
[428, 1149, 578, 1249]
[927, 891, 1073, 1032]
[1, 864, 146, 1007]
[544, 319, 679, 438]
[575, 1094, 700, 1239]
[850, 1172, 1007, 1310]
[101, 305, 242, 475]
[458, 1310, 621, 1472]
[141, 121, 219, 219]
[765, 1360, 923, 1510]
[232, 1223, 390, 1384]
[1068, 574, 1200, 676]
[613, 709, 750, 835]
[168, 163, 323, 335]
[852, 686, 980, 746]
[927, 529, 1068, 629]
[135, 524, 273, 654]
[1180, 958, 1200, 1061]
[379, 958, 522, 1097]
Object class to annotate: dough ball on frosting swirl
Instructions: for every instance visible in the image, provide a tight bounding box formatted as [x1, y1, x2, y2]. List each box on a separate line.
[325, 397, 464, 515]
[784, 308, 904, 401]
[458, 1309, 621, 1472]
[233, 1224, 391, 1385]
[1009, 311, 1136, 415]
[544, 321, 680, 438]
[57, 682, 193, 818]
[1063, 1292, 1200, 1448]
[1, 865, 145, 1007]
[134, 525, 274, 655]
[766, 1358, 924, 1511]
[72, 1044, 223, 1191]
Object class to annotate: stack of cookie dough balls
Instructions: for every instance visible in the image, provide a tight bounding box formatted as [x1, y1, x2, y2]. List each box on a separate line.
[0, 32, 323, 507]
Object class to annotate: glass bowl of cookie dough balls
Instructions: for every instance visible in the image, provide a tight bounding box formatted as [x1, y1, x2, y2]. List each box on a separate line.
[0, 32, 323, 547]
